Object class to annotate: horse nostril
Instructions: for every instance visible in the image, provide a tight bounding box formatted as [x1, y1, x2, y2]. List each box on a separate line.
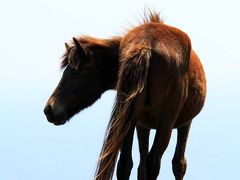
[44, 104, 53, 116]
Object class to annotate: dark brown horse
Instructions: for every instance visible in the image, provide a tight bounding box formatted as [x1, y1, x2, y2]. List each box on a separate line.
[44, 12, 206, 180]
[94, 13, 206, 180]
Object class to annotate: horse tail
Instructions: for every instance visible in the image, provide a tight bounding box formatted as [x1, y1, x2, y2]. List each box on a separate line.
[94, 47, 151, 180]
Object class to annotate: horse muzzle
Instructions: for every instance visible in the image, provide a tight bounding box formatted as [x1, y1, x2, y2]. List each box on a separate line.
[44, 102, 67, 126]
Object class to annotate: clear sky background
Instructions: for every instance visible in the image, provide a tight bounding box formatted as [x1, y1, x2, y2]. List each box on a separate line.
[0, 0, 239, 179]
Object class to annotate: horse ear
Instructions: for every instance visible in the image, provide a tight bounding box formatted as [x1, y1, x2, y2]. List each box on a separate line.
[72, 37, 87, 56]
[68, 38, 88, 70]
[65, 42, 70, 52]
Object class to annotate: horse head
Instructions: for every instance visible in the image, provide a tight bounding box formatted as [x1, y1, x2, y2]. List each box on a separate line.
[44, 36, 121, 125]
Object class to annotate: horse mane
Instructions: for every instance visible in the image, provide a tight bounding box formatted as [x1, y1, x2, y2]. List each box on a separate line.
[61, 36, 121, 69]
[142, 10, 164, 24]
[61, 10, 162, 69]
[79, 36, 121, 47]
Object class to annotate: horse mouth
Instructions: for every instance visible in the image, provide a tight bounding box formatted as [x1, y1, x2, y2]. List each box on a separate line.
[44, 104, 68, 126]
[45, 114, 68, 126]
[53, 119, 67, 126]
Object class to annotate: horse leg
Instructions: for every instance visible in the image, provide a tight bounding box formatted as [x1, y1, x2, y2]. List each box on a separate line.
[116, 124, 135, 180]
[172, 122, 191, 180]
[136, 125, 150, 180]
[145, 125, 173, 180]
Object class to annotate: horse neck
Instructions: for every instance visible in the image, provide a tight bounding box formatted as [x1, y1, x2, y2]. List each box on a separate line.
[99, 37, 121, 90]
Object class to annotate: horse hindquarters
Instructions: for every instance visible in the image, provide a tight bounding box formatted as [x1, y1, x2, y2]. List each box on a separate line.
[143, 56, 189, 180]
[144, 94, 187, 180]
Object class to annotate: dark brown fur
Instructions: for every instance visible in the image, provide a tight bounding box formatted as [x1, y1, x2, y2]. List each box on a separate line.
[95, 12, 206, 180]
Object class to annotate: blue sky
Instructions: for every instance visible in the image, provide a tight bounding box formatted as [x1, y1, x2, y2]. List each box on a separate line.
[1, 0, 240, 179]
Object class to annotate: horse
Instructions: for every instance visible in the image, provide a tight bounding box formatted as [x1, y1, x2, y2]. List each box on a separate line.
[44, 12, 206, 180]
[94, 12, 206, 180]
